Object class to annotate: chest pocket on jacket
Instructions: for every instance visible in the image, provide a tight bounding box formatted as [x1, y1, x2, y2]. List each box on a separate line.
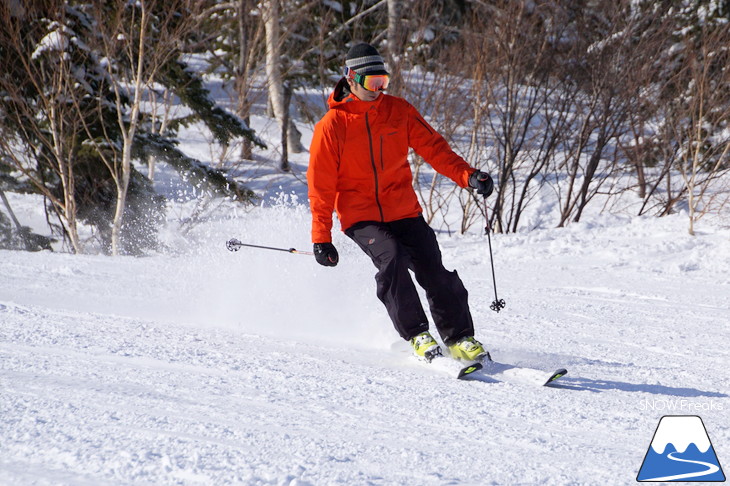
[378, 129, 408, 172]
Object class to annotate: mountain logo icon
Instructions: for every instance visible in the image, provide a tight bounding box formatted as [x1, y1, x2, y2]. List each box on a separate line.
[637, 415, 726, 482]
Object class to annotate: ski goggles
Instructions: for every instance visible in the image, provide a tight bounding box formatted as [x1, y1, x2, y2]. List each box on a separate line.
[344, 67, 390, 92]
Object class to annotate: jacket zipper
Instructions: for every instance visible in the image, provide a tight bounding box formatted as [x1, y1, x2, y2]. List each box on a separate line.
[380, 136, 384, 171]
[365, 112, 384, 222]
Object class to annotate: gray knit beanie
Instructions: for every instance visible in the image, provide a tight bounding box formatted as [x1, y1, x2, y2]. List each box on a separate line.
[345, 43, 389, 75]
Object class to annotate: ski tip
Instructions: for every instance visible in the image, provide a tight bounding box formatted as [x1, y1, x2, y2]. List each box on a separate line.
[457, 362, 484, 379]
[544, 368, 568, 386]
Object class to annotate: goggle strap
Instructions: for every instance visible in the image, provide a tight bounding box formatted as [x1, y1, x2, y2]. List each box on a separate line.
[344, 67, 363, 83]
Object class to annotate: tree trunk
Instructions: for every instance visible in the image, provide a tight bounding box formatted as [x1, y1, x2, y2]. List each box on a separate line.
[111, 176, 128, 254]
[262, 0, 289, 171]
[386, 0, 404, 96]
[635, 158, 646, 199]
[147, 154, 156, 181]
[48, 103, 82, 253]
[111, 4, 147, 256]
[281, 82, 290, 171]
[236, 0, 254, 160]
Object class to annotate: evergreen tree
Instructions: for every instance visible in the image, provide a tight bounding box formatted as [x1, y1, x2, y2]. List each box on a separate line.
[0, 0, 265, 254]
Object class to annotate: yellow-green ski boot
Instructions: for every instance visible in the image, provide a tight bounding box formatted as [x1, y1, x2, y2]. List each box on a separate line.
[410, 331, 442, 362]
[448, 336, 489, 362]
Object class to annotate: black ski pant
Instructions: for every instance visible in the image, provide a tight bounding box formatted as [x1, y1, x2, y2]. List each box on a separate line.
[345, 216, 474, 345]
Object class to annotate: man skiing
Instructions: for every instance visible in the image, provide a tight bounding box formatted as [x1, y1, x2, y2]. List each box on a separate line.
[307, 42, 494, 363]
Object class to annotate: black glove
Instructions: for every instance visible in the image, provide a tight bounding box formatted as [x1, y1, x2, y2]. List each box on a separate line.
[469, 170, 494, 197]
[313, 242, 339, 267]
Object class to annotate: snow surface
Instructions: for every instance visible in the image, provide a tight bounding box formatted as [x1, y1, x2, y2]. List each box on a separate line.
[2, 202, 729, 485]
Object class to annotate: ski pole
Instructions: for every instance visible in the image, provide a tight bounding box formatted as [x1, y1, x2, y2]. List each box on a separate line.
[483, 203, 506, 313]
[226, 238, 314, 256]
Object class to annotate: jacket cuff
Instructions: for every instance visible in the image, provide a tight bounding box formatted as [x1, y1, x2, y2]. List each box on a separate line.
[312, 229, 332, 244]
[461, 168, 478, 188]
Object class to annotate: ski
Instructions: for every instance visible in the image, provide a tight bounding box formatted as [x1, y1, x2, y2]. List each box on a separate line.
[458, 361, 484, 379]
[407, 346, 567, 384]
[470, 353, 568, 386]
[544, 368, 568, 386]
[414, 353, 484, 379]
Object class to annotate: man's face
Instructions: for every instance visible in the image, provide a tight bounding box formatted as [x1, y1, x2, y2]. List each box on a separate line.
[347, 79, 381, 102]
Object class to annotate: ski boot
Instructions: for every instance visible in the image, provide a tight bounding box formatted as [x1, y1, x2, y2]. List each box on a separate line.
[410, 331, 442, 362]
[448, 336, 490, 362]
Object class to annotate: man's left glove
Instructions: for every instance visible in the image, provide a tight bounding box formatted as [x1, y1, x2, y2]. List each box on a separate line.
[469, 170, 494, 197]
[313, 242, 339, 267]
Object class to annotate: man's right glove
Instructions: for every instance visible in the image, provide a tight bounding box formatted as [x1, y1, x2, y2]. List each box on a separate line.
[313, 242, 339, 267]
[469, 170, 494, 197]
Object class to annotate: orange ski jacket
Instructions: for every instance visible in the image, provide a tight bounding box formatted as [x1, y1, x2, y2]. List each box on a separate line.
[307, 88, 476, 243]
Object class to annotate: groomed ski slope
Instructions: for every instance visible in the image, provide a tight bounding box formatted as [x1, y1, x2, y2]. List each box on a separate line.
[1, 204, 729, 485]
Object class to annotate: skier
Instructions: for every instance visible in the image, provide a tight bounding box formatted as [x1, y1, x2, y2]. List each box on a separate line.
[307, 42, 494, 362]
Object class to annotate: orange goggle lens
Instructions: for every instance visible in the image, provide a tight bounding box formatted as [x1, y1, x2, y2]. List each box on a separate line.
[346, 67, 390, 92]
[357, 73, 389, 92]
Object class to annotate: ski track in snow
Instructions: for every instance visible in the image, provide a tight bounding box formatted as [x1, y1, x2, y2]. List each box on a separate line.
[2, 210, 730, 485]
